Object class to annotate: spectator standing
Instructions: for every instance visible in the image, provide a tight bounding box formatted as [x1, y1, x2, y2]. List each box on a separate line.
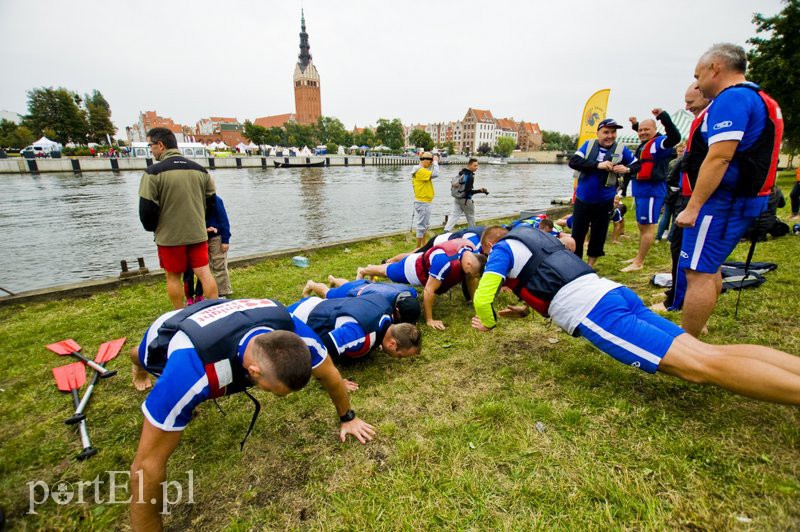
[674, 43, 784, 337]
[568, 119, 639, 267]
[444, 158, 488, 231]
[138, 127, 219, 308]
[411, 152, 439, 248]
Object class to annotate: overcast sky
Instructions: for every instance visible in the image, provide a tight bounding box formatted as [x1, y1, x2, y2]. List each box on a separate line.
[0, 0, 783, 135]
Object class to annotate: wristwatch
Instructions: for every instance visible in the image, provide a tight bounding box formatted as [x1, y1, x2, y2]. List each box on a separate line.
[339, 409, 356, 423]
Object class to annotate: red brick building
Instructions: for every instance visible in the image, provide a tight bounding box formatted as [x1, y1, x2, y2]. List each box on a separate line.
[517, 121, 543, 151]
[293, 10, 321, 125]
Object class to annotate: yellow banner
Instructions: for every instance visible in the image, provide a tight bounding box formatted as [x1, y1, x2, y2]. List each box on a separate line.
[577, 89, 611, 148]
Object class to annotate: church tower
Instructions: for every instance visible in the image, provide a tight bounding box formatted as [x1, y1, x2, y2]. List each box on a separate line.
[293, 9, 321, 125]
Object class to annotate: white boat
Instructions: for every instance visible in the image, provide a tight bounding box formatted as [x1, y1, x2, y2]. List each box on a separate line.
[487, 159, 507, 165]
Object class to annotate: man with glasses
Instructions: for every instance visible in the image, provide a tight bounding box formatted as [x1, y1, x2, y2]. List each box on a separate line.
[411, 151, 440, 247]
[139, 127, 219, 308]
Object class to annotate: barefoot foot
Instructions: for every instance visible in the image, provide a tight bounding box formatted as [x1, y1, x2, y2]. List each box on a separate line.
[132, 363, 152, 391]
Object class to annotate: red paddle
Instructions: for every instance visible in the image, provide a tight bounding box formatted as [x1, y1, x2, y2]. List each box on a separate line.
[46, 339, 117, 378]
[53, 362, 97, 459]
[66, 337, 126, 425]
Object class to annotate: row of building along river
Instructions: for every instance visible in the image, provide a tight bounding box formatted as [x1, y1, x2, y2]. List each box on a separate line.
[0, 163, 572, 293]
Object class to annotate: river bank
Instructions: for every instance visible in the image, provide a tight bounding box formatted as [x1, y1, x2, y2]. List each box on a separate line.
[0, 152, 569, 174]
[1, 187, 798, 530]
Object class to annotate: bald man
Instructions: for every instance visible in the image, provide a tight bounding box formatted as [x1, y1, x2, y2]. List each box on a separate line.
[654, 83, 712, 312]
[622, 109, 681, 272]
[674, 43, 784, 337]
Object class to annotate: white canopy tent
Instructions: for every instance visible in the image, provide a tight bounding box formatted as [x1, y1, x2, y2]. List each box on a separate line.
[33, 136, 62, 151]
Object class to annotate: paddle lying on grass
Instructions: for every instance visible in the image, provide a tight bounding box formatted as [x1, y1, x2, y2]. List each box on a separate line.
[52, 362, 97, 460]
[65, 337, 126, 425]
[46, 339, 117, 378]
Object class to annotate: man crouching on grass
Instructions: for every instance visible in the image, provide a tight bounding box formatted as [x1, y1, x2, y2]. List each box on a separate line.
[129, 298, 375, 531]
[471, 224, 800, 406]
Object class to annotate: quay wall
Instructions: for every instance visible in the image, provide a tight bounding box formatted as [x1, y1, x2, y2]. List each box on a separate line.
[0, 154, 570, 174]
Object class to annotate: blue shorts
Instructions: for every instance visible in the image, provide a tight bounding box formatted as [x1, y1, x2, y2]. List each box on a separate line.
[385, 253, 422, 286]
[679, 211, 756, 274]
[326, 279, 369, 299]
[138, 331, 209, 431]
[576, 286, 684, 374]
[635, 196, 665, 225]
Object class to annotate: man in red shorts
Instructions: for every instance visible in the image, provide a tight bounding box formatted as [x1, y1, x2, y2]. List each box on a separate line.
[139, 127, 219, 308]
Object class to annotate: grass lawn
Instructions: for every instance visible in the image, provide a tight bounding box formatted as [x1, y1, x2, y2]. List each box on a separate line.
[1, 172, 799, 530]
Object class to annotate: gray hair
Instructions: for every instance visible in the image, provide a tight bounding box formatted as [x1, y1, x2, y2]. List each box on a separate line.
[700, 43, 747, 73]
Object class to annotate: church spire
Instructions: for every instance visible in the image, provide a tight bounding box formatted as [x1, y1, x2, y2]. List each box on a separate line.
[298, 9, 312, 71]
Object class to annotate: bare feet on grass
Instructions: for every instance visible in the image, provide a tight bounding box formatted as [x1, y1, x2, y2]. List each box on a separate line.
[302, 280, 315, 297]
[132, 363, 152, 391]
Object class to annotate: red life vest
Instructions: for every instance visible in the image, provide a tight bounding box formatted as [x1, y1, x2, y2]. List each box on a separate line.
[680, 107, 709, 197]
[414, 238, 474, 294]
[636, 136, 669, 181]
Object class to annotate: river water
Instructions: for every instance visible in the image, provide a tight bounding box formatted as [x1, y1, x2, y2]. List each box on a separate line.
[0, 163, 572, 293]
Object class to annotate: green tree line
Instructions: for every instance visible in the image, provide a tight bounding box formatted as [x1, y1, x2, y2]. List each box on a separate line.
[243, 116, 409, 152]
[1, 87, 117, 148]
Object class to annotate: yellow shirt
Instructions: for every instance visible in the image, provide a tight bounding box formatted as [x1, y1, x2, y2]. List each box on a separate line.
[412, 163, 438, 202]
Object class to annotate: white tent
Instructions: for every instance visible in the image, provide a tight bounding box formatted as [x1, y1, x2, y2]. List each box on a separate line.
[300, 146, 312, 156]
[247, 142, 258, 149]
[207, 141, 219, 149]
[33, 136, 62, 151]
[217, 141, 229, 149]
[337, 145, 345, 155]
[235, 142, 249, 153]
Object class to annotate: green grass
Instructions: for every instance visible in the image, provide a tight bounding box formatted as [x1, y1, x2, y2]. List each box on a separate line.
[1, 172, 799, 530]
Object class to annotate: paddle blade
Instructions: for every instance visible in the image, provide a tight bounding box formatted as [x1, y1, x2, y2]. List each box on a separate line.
[53, 362, 87, 392]
[95, 337, 127, 364]
[46, 339, 82, 356]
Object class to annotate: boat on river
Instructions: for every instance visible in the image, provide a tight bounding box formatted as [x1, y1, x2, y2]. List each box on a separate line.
[274, 160, 325, 168]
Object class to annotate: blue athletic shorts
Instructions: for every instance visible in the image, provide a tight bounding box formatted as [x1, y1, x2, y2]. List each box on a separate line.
[679, 212, 755, 274]
[635, 196, 665, 225]
[138, 331, 209, 431]
[326, 280, 369, 299]
[385, 253, 422, 285]
[576, 286, 684, 373]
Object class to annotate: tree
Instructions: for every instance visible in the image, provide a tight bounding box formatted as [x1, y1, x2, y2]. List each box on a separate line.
[748, 0, 800, 164]
[496, 136, 516, 157]
[408, 129, 434, 151]
[243, 120, 268, 145]
[85, 90, 116, 143]
[316, 116, 348, 146]
[375, 118, 404, 150]
[477, 143, 491, 155]
[266, 127, 286, 146]
[354, 128, 376, 148]
[0, 119, 34, 148]
[541, 130, 578, 151]
[444, 141, 456, 155]
[285, 122, 317, 147]
[24, 87, 88, 144]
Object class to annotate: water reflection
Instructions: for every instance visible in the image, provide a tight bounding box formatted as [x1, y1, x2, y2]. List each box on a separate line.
[297, 168, 327, 242]
[0, 164, 572, 292]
